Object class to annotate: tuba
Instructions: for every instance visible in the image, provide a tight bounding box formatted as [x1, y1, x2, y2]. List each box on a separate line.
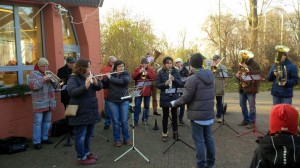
[274, 45, 290, 86]
[149, 49, 162, 69]
[238, 50, 254, 88]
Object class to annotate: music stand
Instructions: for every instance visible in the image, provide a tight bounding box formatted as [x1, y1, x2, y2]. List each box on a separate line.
[213, 69, 239, 134]
[163, 88, 195, 154]
[174, 88, 190, 129]
[237, 74, 264, 138]
[114, 88, 150, 162]
[54, 122, 73, 154]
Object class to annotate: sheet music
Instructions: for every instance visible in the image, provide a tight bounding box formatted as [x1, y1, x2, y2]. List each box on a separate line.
[61, 85, 67, 90]
[137, 81, 152, 87]
[165, 88, 176, 94]
[242, 75, 261, 81]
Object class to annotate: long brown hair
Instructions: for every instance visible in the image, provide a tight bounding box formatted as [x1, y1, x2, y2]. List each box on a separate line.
[72, 58, 91, 76]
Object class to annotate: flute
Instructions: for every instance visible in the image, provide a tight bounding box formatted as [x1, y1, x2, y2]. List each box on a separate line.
[93, 70, 125, 77]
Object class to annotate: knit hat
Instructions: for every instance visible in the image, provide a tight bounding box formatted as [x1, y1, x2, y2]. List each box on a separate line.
[141, 58, 148, 64]
[37, 58, 49, 67]
[175, 58, 182, 63]
[269, 104, 299, 135]
[190, 53, 204, 68]
[66, 57, 75, 63]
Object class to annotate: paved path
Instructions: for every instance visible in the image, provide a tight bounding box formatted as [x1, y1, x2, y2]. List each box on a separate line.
[1, 91, 300, 168]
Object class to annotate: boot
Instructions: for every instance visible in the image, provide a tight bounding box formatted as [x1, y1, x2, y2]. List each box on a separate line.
[173, 131, 178, 140]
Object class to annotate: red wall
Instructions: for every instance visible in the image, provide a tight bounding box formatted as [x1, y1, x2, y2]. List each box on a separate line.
[0, 4, 103, 139]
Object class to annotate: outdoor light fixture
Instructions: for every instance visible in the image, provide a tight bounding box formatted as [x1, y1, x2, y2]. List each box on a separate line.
[55, 4, 68, 16]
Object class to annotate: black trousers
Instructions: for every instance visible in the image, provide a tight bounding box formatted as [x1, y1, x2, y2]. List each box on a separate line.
[162, 107, 178, 134]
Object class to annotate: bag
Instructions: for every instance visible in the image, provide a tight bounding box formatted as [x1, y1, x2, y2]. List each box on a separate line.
[51, 118, 68, 137]
[65, 104, 78, 116]
[0, 136, 27, 154]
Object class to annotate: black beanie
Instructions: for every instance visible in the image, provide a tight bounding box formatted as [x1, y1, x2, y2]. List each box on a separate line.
[190, 53, 204, 68]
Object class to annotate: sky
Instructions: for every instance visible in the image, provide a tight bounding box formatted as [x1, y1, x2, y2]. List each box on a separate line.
[100, 0, 248, 46]
[99, 0, 295, 47]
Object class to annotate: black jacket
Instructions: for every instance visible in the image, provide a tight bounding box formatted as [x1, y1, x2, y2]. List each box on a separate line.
[67, 74, 102, 126]
[105, 71, 130, 103]
[57, 65, 72, 105]
[156, 67, 183, 107]
[250, 133, 300, 168]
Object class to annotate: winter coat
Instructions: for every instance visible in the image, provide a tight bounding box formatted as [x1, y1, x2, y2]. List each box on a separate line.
[267, 60, 299, 98]
[250, 133, 300, 168]
[28, 70, 58, 112]
[106, 71, 130, 103]
[236, 58, 261, 94]
[156, 67, 183, 107]
[100, 63, 113, 99]
[67, 74, 102, 126]
[173, 69, 215, 121]
[57, 65, 72, 105]
[213, 64, 227, 96]
[131, 66, 156, 96]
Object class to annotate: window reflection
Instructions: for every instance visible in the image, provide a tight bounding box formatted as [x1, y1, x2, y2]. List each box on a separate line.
[62, 15, 77, 45]
[0, 71, 18, 86]
[0, 5, 16, 67]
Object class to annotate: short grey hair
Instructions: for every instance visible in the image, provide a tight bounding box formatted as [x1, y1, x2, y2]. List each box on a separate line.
[108, 56, 117, 62]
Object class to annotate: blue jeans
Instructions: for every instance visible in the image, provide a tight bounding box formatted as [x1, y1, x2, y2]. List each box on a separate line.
[74, 124, 95, 160]
[107, 100, 130, 142]
[239, 93, 256, 123]
[215, 96, 223, 118]
[33, 111, 52, 144]
[272, 96, 292, 105]
[179, 105, 185, 120]
[134, 96, 150, 124]
[191, 121, 215, 168]
[104, 99, 111, 126]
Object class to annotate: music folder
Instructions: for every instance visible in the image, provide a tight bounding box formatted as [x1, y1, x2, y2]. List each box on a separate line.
[165, 88, 176, 94]
[242, 75, 261, 81]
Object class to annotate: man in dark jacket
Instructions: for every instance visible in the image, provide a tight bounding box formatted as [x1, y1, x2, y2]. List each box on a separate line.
[57, 57, 75, 109]
[171, 53, 216, 168]
[267, 45, 299, 105]
[250, 104, 300, 168]
[236, 50, 261, 129]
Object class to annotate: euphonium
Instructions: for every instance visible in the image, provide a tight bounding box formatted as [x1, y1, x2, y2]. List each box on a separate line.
[45, 70, 63, 85]
[238, 50, 254, 88]
[275, 45, 290, 86]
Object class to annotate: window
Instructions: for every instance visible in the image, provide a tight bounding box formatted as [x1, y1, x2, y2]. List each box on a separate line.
[0, 5, 43, 86]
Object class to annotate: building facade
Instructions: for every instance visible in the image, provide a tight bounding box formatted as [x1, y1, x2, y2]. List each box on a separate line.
[0, 0, 103, 138]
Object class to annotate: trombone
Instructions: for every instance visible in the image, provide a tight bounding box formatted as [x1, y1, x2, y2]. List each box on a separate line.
[211, 57, 225, 72]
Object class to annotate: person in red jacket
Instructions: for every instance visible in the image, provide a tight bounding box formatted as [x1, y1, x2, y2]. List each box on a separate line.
[131, 58, 157, 125]
[100, 56, 117, 130]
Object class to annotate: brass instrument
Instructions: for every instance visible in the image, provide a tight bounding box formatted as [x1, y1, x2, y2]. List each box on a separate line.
[211, 57, 225, 72]
[141, 67, 147, 79]
[149, 49, 162, 69]
[274, 45, 289, 86]
[238, 50, 254, 88]
[45, 70, 63, 85]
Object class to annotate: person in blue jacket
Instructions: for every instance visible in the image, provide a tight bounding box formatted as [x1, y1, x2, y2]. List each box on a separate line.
[267, 45, 299, 105]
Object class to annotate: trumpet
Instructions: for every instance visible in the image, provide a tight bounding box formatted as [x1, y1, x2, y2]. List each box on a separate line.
[45, 70, 63, 86]
[211, 57, 225, 72]
[141, 67, 147, 79]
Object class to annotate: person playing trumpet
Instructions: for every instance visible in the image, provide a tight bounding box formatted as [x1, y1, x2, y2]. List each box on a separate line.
[267, 45, 299, 105]
[235, 50, 261, 129]
[131, 58, 156, 125]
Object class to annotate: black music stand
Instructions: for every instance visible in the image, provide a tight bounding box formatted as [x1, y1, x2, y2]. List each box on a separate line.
[174, 88, 190, 129]
[237, 74, 264, 138]
[114, 89, 150, 162]
[213, 69, 239, 134]
[54, 122, 73, 154]
[163, 88, 195, 154]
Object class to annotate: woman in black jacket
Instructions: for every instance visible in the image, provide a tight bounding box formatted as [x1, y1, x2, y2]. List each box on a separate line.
[67, 58, 102, 165]
[103, 60, 131, 147]
[156, 56, 183, 142]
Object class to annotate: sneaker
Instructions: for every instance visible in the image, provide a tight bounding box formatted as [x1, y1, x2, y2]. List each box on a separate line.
[114, 141, 121, 147]
[104, 125, 110, 130]
[238, 120, 248, 126]
[179, 119, 185, 124]
[87, 153, 98, 160]
[77, 158, 96, 165]
[153, 111, 161, 116]
[33, 143, 42, 150]
[162, 132, 168, 142]
[124, 140, 132, 146]
[216, 118, 222, 123]
[41, 139, 53, 144]
[246, 123, 254, 129]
